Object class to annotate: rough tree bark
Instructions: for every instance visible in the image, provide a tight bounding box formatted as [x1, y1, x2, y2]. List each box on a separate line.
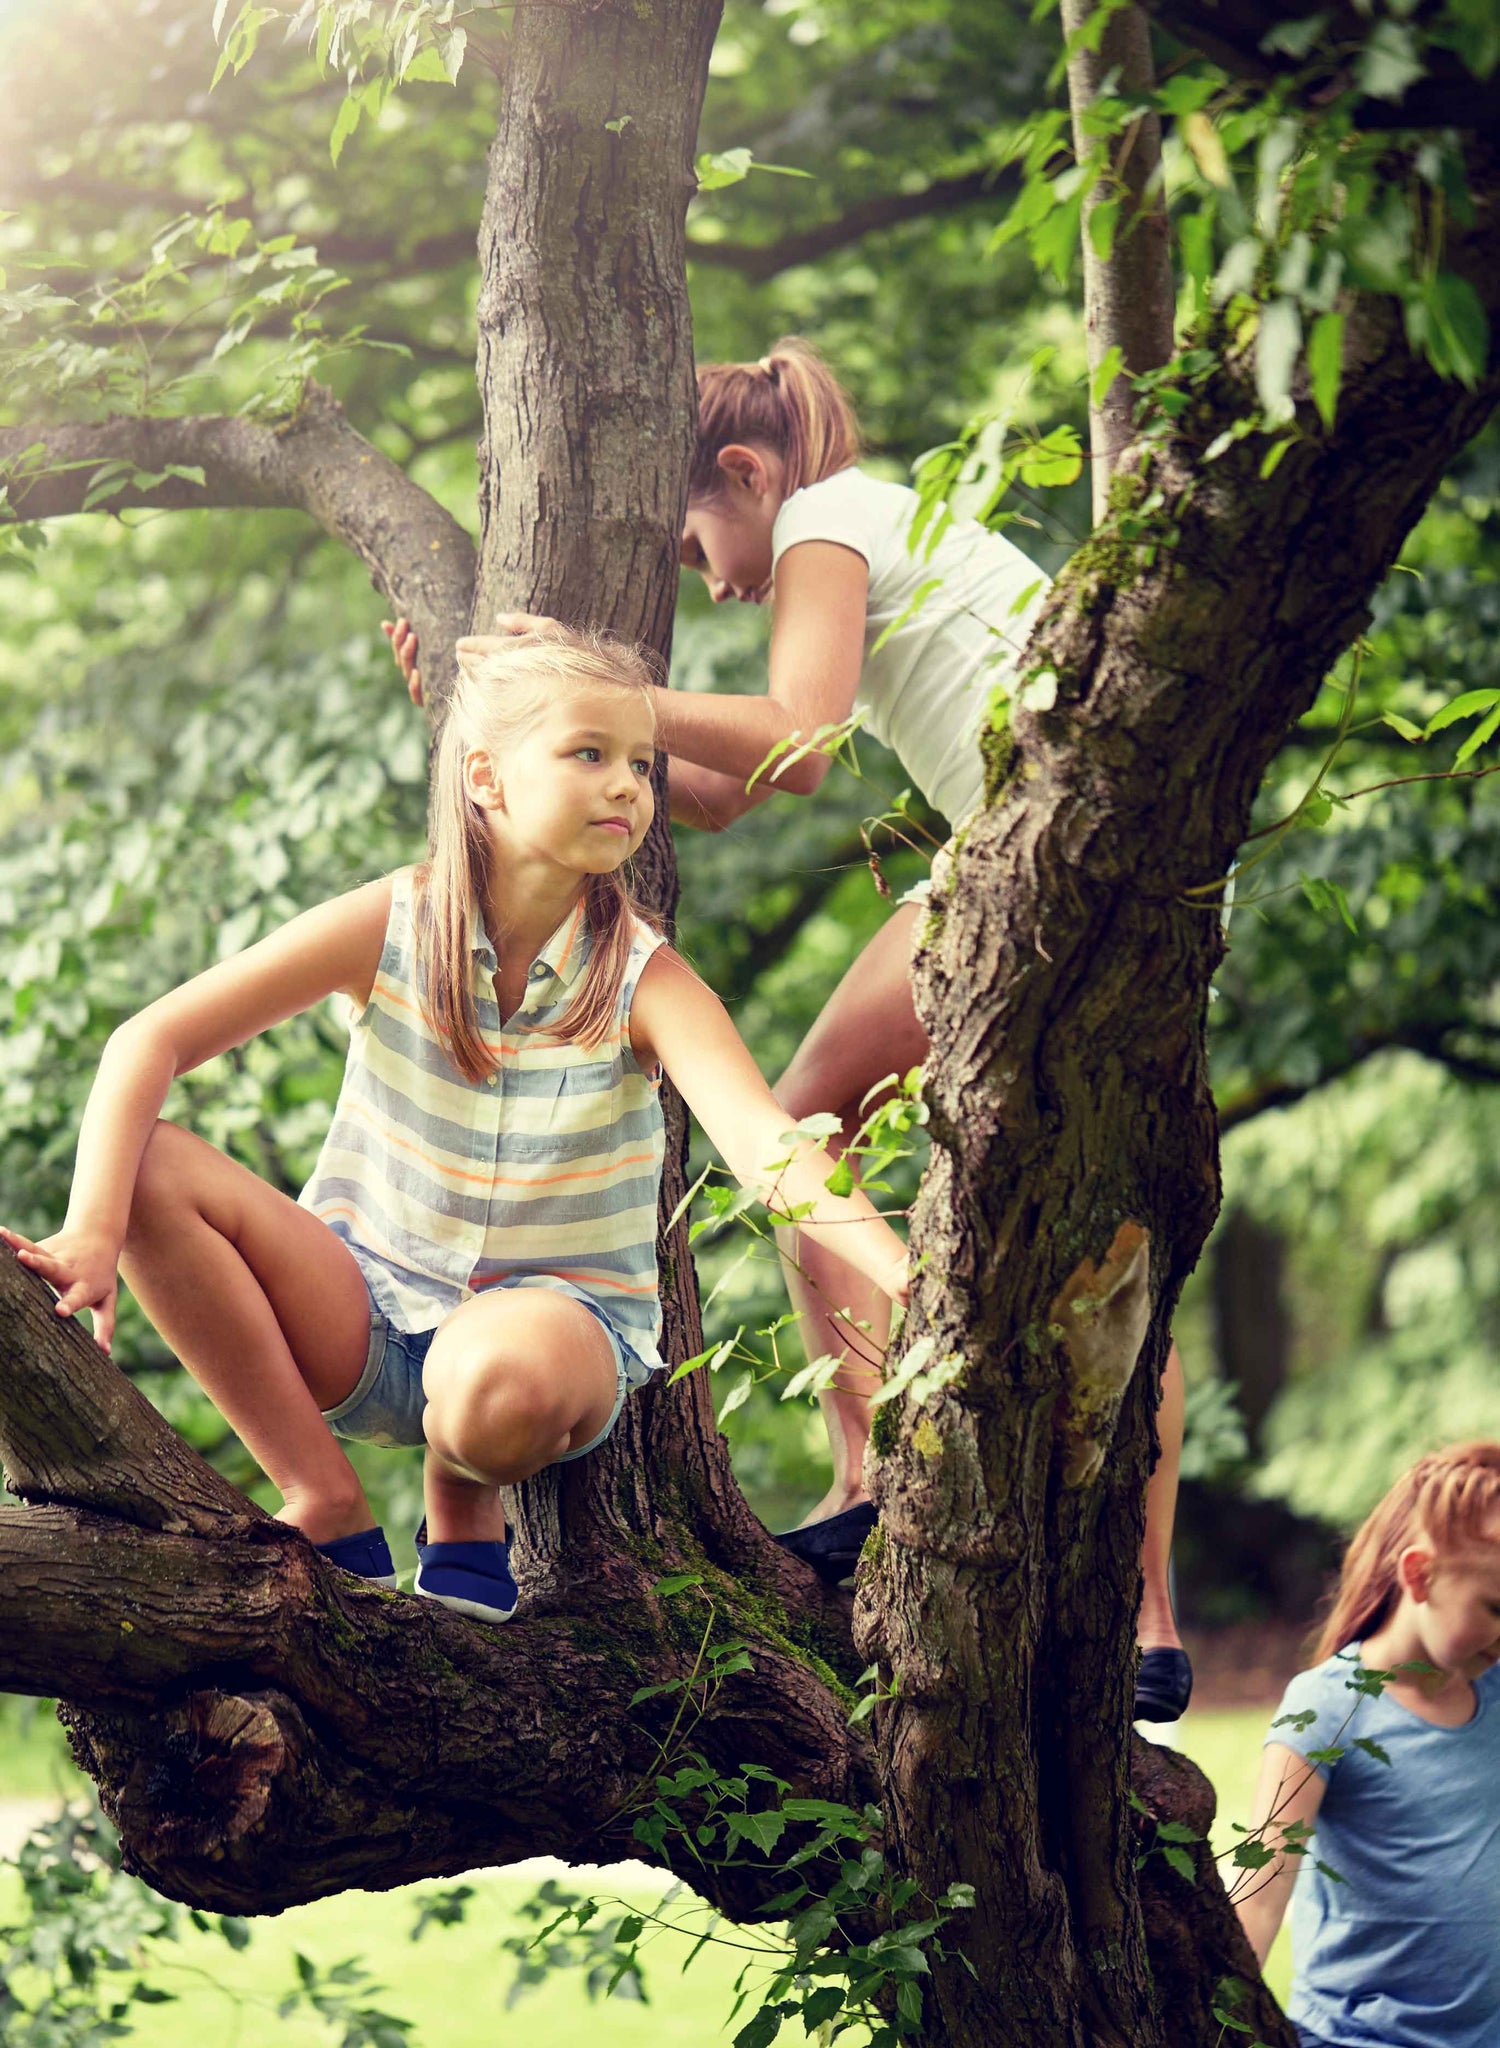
[862, 142, 1500, 2046]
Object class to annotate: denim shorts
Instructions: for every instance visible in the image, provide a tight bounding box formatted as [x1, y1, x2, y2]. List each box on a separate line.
[321, 1275, 638, 1463]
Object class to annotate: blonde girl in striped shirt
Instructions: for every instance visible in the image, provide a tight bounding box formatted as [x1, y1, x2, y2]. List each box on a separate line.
[2, 627, 909, 1623]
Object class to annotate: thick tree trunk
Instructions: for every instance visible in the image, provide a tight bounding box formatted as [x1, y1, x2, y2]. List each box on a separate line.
[860, 147, 1500, 2047]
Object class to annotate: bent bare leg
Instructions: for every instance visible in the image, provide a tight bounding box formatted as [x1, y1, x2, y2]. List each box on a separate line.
[119, 1120, 375, 1543]
[775, 904, 927, 1527]
[420, 1288, 620, 1543]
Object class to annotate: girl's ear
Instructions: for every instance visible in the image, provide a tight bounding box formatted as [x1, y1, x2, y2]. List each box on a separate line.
[716, 443, 771, 496]
[1397, 1543, 1435, 1604]
[463, 747, 504, 812]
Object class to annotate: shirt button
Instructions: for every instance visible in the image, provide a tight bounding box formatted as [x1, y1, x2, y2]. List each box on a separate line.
[486, 1073, 498, 1087]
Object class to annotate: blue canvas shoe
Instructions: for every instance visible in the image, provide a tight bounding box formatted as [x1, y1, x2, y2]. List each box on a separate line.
[314, 1526, 398, 1589]
[414, 1528, 519, 1624]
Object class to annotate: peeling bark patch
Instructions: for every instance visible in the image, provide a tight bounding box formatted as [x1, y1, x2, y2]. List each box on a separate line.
[1050, 1222, 1151, 1488]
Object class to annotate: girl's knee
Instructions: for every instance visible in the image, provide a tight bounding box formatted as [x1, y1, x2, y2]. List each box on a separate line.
[123, 1120, 199, 1246]
[424, 1351, 568, 1478]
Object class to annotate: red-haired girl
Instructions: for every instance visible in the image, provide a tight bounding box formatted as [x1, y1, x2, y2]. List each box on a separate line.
[3, 627, 908, 1625]
[1237, 1442, 1500, 2046]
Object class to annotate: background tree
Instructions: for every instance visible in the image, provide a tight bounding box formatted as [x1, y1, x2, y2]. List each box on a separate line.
[2, 4, 1500, 2046]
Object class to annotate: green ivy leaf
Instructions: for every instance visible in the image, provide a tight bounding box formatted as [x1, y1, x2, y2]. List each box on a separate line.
[1307, 310, 1344, 431]
[696, 148, 754, 192]
[1357, 18, 1424, 101]
[1087, 197, 1120, 263]
[1089, 344, 1125, 411]
[1425, 272, 1489, 389]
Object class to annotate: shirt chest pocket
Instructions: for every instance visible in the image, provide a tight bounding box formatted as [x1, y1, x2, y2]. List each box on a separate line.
[501, 1046, 623, 1147]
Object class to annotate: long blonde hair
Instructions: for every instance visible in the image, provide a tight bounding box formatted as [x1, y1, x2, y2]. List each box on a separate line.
[690, 336, 861, 504]
[1313, 1440, 1500, 1661]
[415, 626, 660, 1084]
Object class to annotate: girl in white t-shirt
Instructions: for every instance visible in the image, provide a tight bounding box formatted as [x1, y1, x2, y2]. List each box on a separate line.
[384, 338, 1189, 1718]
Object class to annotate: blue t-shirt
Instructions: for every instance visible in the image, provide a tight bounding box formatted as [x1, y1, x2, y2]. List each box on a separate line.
[1268, 1646, 1500, 2048]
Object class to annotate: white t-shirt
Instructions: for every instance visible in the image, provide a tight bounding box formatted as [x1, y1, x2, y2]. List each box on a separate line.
[770, 466, 1050, 824]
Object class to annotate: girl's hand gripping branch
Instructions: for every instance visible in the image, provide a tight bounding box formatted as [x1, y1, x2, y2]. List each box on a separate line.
[0, 1221, 123, 1354]
[630, 949, 909, 1306]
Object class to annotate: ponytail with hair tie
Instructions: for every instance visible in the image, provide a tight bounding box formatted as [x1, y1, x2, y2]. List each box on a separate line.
[692, 335, 860, 501]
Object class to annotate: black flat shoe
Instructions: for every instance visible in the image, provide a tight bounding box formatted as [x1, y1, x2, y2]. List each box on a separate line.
[1134, 1646, 1193, 1723]
[773, 1502, 878, 1588]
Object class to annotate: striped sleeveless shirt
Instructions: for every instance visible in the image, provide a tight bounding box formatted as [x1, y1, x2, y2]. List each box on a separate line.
[300, 866, 666, 1377]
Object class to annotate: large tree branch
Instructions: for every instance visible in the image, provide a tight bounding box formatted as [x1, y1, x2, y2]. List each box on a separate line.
[0, 1244, 872, 1914]
[1217, 1021, 1500, 1130]
[0, 382, 476, 681]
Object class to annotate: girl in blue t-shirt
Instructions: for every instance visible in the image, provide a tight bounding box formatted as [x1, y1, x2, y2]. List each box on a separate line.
[383, 340, 1190, 1718]
[1239, 1441, 1500, 2048]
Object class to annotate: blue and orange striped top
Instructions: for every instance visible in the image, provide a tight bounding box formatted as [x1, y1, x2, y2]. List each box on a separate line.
[300, 866, 666, 1379]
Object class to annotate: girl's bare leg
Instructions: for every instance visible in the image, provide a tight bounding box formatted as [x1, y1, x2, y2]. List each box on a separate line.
[119, 1120, 376, 1543]
[775, 906, 926, 1527]
[1138, 1340, 1186, 1652]
[420, 1288, 621, 1543]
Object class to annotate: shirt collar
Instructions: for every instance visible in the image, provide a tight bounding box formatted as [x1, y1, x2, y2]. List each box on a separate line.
[469, 895, 590, 993]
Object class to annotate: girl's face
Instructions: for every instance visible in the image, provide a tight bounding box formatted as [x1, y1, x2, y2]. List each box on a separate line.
[680, 446, 783, 605]
[1404, 1533, 1500, 1680]
[468, 688, 656, 876]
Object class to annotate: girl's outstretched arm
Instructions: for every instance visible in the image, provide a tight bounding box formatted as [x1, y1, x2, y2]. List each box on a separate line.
[630, 947, 908, 1306]
[1233, 1739, 1327, 1965]
[1, 878, 392, 1351]
[460, 542, 869, 802]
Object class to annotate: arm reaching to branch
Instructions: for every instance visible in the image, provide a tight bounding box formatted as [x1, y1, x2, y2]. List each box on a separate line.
[446, 540, 867, 797]
[1, 882, 391, 1352]
[630, 948, 909, 1306]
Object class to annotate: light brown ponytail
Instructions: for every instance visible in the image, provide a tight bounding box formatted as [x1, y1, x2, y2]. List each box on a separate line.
[413, 628, 661, 1084]
[690, 336, 861, 502]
